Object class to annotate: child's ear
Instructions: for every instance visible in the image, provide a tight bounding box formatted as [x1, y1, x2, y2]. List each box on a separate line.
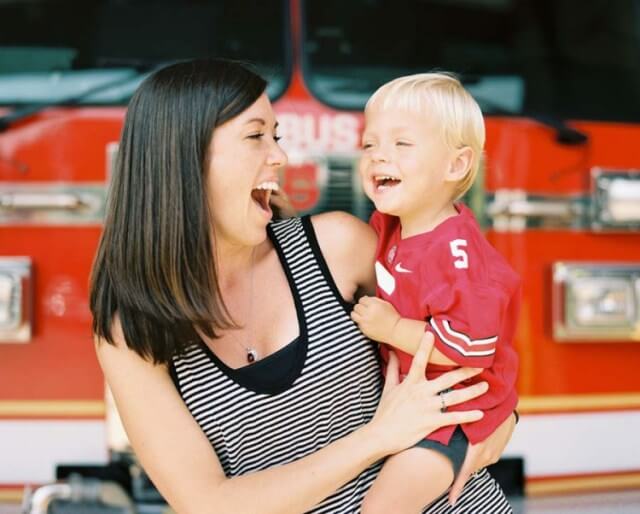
[445, 147, 473, 182]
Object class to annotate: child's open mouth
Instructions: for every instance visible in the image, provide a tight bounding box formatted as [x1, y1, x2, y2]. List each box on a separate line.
[251, 181, 279, 214]
[373, 175, 402, 192]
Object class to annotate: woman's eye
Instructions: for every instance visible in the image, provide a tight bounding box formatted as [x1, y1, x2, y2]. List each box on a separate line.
[274, 135, 282, 143]
[396, 141, 412, 147]
[362, 143, 373, 150]
[248, 133, 265, 140]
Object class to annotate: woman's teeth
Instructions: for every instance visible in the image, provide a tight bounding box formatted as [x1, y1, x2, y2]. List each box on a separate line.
[254, 181, 279, 191]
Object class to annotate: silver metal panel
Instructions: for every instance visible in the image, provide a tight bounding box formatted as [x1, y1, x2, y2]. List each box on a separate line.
[0, 257, 32, 343]
[591, 168, 640, 231]
[552, 262, 640, 342]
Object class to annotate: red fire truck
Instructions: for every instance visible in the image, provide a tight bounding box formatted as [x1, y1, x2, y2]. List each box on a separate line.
[2, 0, 640, 508]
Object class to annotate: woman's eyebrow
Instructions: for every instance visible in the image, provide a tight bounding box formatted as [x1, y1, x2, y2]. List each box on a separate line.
[244, 118, 266, 125]
[244, 118, 279, 129]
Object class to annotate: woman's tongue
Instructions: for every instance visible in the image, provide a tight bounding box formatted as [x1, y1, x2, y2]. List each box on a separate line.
[251, 189, 271, 213]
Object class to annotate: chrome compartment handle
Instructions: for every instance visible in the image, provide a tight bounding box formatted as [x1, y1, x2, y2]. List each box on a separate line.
[0, 192, 86, 211]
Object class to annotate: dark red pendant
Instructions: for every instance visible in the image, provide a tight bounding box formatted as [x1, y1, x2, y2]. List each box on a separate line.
[247, 349, 257, 363]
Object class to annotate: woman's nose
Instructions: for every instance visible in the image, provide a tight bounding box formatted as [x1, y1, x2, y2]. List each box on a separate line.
[268, 140, 288, 168]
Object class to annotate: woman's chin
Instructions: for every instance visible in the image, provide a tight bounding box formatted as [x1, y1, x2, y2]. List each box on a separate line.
[245, 224, 270, 248]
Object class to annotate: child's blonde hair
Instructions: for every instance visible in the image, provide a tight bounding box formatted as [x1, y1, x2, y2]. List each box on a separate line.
[365, 72, 485, 199]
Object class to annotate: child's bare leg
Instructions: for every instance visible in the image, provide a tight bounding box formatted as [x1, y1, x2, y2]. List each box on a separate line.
[362, 447, 454, 514]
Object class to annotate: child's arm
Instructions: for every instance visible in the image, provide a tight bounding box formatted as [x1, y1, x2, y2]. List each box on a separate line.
[351, 296, 457, 365]
[352, 250, 511, 369]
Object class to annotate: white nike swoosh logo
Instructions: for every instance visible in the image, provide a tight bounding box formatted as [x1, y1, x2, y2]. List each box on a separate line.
[375, 262, 396, 294]
[394, 263, 412, 273]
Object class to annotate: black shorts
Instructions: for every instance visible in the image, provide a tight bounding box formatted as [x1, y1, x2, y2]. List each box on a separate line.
[414, 425, 468, 477]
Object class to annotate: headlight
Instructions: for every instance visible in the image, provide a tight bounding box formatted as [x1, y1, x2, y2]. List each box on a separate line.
[592, 169, 640, 229]
[553, 263, 640, 341]
[0, 257, 32, 343]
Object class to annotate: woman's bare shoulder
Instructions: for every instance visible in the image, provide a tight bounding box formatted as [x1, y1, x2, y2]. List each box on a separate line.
[309, 211, 377, 298]
[94, 313, 166, 384]
[310, 211, 375, 249]
[94, 312, 133, 357]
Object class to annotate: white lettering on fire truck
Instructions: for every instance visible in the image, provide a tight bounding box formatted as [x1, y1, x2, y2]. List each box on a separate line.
[277, 113, 360, 154]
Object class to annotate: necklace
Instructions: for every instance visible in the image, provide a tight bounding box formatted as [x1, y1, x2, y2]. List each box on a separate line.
[228, 247, 259, 364]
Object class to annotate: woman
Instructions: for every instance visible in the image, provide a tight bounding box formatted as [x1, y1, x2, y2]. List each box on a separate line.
[91, 59, 515, 514]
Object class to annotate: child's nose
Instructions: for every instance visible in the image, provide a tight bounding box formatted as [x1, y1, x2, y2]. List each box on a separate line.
[371, 149, 389, 163]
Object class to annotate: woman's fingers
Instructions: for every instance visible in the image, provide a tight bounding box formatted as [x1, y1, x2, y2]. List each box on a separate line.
[428, 366, 483, 393]
[439, 409, 484, 426]
[405, 332, 434, 383]
[269, 189, 297, 218]
[383, 350, 400, 391]
[438, 381, 488, 408]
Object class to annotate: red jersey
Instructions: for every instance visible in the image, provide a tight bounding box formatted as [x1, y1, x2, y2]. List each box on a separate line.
[370, 204, 520, 444]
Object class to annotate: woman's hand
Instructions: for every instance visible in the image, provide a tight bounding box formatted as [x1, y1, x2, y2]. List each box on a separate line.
[448, 411, 517, 506]
[367, 331, 487, 455]
[270, 188, 297, 219]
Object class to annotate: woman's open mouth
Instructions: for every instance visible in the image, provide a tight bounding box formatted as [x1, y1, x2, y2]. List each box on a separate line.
[251, 181, 279, 216]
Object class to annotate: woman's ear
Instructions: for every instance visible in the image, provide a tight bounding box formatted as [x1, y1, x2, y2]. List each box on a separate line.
[445, 147, 473, 183]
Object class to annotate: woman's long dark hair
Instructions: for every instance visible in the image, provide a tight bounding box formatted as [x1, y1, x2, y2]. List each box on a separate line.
[90, 58, 267, 365]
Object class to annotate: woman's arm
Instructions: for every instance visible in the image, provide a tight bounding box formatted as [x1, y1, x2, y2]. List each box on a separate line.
[350, 296, 517, 506]
[448, 412, 517, 506]
[310, 211, 377, 300]
[98, 325, 485, 514]
[311, 212, 517, 506]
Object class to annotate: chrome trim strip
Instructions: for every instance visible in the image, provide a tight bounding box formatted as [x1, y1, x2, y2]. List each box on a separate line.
[0, 183, 105, 225]
[0, 191, 86, 210]
[487, 190, 587, 231]
[486, 168, 640, 232]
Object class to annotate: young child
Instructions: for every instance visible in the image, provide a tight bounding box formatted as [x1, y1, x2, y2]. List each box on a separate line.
[351, 73, 520, 513]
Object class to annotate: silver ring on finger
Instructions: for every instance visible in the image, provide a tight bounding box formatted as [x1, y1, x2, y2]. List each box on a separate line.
[439, 390, 447, 413]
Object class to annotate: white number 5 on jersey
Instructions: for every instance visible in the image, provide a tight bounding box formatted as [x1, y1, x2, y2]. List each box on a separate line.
[449, 239, 469, 269]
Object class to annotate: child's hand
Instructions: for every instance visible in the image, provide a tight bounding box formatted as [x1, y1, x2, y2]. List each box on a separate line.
[351, 296, 400, 343]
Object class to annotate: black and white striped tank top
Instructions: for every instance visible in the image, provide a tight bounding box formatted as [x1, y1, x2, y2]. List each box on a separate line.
[171, 216, 513, 514]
